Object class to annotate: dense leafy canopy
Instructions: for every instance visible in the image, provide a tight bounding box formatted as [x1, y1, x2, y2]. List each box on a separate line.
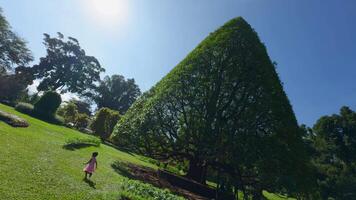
[312, 106, 356, 199]
[68, 99, 92, 116]
[91, 107, 120, 140]
[31, 33, 105, 95]
[93, 75, 141, 114]
[112, 17, 310, 198]
[0, 8, 33, 104]
[0, 9, 33, 74]
[34, 91, 62, 117]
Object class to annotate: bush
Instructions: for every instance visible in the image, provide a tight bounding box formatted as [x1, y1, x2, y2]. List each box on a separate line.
[63, 137, 101, 150]
[57, 102, 78, 124]
[120, 180, 185, 200]
[74, 113, 90, 130]
[15, 100, 64, 125]
[65, 137, 101, 147]
[90, 107, 120, 140]
[34, 91, 62, 117]
[0, 110, 29, 127]
[15, 102, 34, 115]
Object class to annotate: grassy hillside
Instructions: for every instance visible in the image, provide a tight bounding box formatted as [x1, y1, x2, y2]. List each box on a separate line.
[0, 103, 293, 200]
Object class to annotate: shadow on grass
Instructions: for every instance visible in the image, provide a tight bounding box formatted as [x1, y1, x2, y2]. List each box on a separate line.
[111, 161, 135, 179]
[83, 178, 96, 189]
[102, 140, 135, 156]
[62, 143, 97, 151]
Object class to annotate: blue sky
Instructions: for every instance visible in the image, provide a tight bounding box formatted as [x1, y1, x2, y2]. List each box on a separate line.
[1, 0, 356, 126]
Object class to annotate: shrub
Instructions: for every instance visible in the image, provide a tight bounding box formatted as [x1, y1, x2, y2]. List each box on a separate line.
[74, 113, 90, 130]
[0, 110, 29, 127]
[63, 137, 101, 150]
[15, 102, 34, 115]
[65, 137, 101, 147]
[90, 107, 120, 140]
[34, 91, 62, 117]
[57, 102, 78, 124]
[15, 96, 64, 125]
[120, 180, 185, 200]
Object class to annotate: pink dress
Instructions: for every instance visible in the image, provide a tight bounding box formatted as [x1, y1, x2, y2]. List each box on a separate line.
[83, 157, 96, 173]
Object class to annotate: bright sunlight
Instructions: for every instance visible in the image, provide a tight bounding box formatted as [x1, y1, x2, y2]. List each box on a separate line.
[82, 0, 129, 27]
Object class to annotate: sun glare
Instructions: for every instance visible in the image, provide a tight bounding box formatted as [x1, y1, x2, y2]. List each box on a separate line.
[83, 0, 129, 28]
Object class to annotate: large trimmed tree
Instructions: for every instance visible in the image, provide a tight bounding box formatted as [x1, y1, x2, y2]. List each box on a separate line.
[112, 17, 311, 198]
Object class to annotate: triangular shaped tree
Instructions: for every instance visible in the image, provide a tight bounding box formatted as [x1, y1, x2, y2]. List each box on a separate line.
[112, 17, 312, 198]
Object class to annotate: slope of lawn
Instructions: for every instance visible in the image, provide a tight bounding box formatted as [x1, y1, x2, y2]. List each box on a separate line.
[0, 103, 294, 200]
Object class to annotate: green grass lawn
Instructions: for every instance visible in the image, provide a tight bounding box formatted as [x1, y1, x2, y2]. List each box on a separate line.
[0, 103, 294, 200]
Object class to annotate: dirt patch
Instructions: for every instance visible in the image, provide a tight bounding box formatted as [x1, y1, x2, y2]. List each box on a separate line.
[112, 161, 214, 200]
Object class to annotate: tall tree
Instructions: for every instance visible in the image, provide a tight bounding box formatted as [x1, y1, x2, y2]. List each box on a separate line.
[312, 106, 356, 199]
[93, 74, 141, 114]
[68, 98, 92, 116]
[0, 8, 33, 103]
[31, 33, 105, 95]
[0, 8, 33, 74]
[112, 17, 311, 198]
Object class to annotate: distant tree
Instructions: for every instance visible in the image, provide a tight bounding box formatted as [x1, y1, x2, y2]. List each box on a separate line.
[34, 91, 62, 117]
[31, 33, 105, 95]
[112, 17, 312, 199]
[74, 113, 90, 130]
[0, 8, 33, 74]
[68, 98, 92, 116]
[93, 75, 141, 114]
[90, 107, 120, 140]
[312, 106, 356, 199]
[0, 70, 33, 104]
[57, 102, 78, 124]
[0, 8, 33, 104]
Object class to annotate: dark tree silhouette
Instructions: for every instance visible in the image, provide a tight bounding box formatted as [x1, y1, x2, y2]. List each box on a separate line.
[0, 8, 33, 74]
[93, 75, 141, 114]
[32, 33, 105, 95]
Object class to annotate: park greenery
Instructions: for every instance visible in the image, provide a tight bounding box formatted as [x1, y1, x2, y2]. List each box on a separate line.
[0, 6, 355, 200]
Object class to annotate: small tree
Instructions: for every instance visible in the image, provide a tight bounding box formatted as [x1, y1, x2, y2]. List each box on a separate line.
[90, 107, 120, 140]
[74, 113, 90, 130]
[34, 91, 62, 117]
[57, 102, 78, 124]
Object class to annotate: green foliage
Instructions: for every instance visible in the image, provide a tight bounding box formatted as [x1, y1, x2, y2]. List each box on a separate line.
[58, 102, 79, 124]
[120, 180, 185, 200]
[31, 33, 105, 95]
[68, 98, 92, 116]
[15, 102, 34, 115]
[312, 106, 356, 199]
[90, 107, 120, 140]
[0, 8, 33, 73]
[113, 17, 310, 198]
[93, 74, 141, 114]
[0, 72, 34, 104]
[74, 113, 90, 130]
[0, 103, 292, 200]
[34, 91, 62, 117]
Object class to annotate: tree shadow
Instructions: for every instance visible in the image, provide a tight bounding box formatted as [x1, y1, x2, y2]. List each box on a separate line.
[102, 140, 134, 156]
[62, 143, 96, 151]
[83, 178, 96, 189]
[111, 161, 135, 179]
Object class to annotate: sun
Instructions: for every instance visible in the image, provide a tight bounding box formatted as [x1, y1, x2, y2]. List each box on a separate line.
[83, 0, 129, 27]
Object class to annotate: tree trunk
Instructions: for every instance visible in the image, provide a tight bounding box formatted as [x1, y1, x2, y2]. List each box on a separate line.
[186, 158, 207, 183]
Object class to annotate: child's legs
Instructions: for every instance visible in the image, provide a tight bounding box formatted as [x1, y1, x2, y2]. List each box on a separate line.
[84, 171, 88, 178]
[89, 173, 92, 178]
